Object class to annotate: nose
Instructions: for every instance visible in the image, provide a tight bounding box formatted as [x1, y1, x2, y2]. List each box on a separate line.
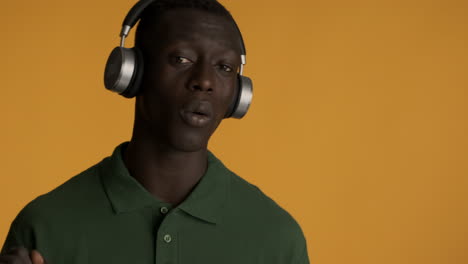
[187, 62, 214, 93]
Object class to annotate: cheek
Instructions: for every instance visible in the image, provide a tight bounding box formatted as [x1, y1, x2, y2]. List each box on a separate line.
[141, 67, 185, 105]
[217, 78, 238, 114]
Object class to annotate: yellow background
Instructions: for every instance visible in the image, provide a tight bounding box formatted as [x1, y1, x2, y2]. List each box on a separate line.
[1, 0, 467, 263]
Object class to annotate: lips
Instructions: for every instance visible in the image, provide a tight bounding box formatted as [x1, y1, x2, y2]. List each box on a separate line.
[180, 99, 214, 128]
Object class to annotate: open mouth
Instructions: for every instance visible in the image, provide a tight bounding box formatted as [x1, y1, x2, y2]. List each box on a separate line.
[180, 99, 213, 128]
[193, 111, 207, 116]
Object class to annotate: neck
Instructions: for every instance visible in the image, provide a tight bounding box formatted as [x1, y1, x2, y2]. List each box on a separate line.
[123, 129, 208, 207]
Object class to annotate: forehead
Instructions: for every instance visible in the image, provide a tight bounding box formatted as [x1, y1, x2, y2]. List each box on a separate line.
[152, 8, 241, 53]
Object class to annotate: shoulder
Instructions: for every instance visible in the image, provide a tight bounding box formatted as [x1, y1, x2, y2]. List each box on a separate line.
[4, 160, 107, 250]
[227, 171, 296, 222]
[222, 170, 309, 261]
[13, 159, 107, 229]
[226, 170, 306, 241]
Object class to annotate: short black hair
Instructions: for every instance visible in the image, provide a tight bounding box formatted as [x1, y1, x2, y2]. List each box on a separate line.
[135, 0, 235, 49]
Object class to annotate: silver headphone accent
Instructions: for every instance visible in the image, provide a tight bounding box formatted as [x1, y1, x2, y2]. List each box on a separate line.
[104, 48, 136, 94]
[232, 76, 253, 119]
[104, 0, 253, 119]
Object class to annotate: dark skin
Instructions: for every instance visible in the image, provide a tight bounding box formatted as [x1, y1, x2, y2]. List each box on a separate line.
[123, 9, 242, 206]
[0, 9, 242, 263]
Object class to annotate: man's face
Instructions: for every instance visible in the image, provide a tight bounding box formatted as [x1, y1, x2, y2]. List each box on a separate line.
[136, 9, 242, 152]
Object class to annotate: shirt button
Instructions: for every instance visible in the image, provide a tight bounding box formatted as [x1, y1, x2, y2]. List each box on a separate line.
[160, 207, 169, 214]
[163, 234, 172, 243]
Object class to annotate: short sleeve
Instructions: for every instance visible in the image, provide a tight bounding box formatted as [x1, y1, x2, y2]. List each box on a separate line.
[1, 210, 37, 254]
[1, 221, 22, 254]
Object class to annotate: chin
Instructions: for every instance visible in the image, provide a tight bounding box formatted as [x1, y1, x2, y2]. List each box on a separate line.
[169, 131, 210, 153]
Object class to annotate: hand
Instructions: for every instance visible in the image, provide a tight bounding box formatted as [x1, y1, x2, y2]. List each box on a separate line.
[0, 247, 46, 264]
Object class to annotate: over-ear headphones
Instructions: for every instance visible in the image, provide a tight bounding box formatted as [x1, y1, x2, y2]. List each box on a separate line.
[104, 0, 253, 119]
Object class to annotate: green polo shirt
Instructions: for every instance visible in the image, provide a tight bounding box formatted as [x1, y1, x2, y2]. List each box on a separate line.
[1, 142, 309, 263]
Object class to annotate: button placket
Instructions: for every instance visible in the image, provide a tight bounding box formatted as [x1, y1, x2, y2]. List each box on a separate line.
[156, 210, 178, 264]
[160, 206, 169, 214]
[163, 234, 172, 243]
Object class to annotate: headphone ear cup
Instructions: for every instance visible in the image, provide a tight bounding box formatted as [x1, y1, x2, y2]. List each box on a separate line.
[104, 47, 137, 95]
[225, 74, 253, 119]
[120, 47, 144, 98]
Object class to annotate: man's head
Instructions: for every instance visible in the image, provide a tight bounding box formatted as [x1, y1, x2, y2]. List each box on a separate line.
[132, 0, 243, 153]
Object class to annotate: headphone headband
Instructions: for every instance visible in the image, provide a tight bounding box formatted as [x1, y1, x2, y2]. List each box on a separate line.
[118, 0, 247, 58]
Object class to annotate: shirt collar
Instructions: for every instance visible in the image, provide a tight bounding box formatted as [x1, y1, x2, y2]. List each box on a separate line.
[100, 142, 231, 225]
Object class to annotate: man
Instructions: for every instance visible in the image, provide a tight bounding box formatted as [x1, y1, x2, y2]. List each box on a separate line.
[0, 0, 309, 263]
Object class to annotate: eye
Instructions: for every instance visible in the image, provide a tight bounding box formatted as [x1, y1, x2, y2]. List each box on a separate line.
[219, 64, 233, 73]
[175, 56, 192, 64]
